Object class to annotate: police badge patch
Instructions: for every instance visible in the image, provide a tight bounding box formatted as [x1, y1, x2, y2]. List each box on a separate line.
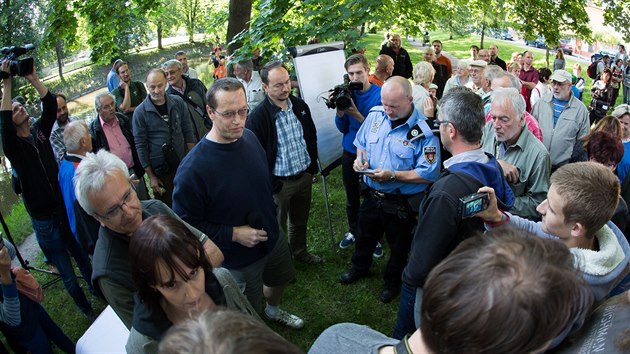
[424, 146, 437, 164]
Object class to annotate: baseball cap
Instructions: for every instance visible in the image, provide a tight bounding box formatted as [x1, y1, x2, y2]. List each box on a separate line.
[469, 60, 487, 68]
[550, 70, 572, 83]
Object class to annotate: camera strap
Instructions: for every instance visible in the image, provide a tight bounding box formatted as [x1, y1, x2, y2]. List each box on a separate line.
[172, 90, 210, 123]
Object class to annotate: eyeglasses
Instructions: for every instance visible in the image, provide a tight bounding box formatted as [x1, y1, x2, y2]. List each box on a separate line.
[96, 186, 134, 220]
[551, 81, 570, 87]
[214, 107, 249, 119]
[436, 118, 450, 125]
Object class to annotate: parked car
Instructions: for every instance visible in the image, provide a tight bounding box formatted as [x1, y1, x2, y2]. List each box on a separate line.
[553, 38, 574, 56]
[591, 50, 617, 63]
[500, 31, 514, 41]
[525, 37, 546, 49]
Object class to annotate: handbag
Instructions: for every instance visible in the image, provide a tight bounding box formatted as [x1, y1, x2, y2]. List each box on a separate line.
[11, 267, 44, 303]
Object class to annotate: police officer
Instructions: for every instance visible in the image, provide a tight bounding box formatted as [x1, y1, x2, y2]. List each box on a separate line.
[338, 76, 441, 304]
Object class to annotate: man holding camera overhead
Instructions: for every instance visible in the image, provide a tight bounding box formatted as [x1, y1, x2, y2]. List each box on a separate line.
[338, 76, 440, 305]
[392, 87, 515, 339]
[132, 68, 195, 207]
[335, 54, 383, 256]
[0, 58, 95, 319]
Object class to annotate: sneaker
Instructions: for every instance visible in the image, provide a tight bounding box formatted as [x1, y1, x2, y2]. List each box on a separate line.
[373, 242, 383, 258]
[294, 251, 322, 264]
[265, 308, 305, 329]
[339, 232, 355, 249]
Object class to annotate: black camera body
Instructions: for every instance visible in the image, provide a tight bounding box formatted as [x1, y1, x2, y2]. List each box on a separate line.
[0, 44, 35, 78]
[324, 74, 363, 110]
[459, 192, 490, 218]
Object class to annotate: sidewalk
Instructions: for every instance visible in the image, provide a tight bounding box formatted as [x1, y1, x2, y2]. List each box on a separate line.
[12, 232, 41, 268]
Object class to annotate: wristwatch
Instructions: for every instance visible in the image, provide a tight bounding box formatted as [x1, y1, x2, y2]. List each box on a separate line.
[389, 170, 396, 181]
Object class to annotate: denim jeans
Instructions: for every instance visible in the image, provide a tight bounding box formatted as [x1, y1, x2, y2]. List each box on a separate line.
[392, 282, 417, 339]
[0, 294, 75, 354]
[31, 215, 93, 315]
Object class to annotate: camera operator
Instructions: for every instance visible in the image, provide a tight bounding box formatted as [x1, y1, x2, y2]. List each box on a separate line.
[0, 59, 95, 319]
[335, 54, 383, 254]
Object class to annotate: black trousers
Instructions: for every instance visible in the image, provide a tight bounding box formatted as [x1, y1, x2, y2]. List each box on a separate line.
[341, 151, 361, 235]
[351, 192, 416, 289]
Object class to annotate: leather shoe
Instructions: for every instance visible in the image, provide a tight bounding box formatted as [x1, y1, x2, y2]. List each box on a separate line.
[380, 287, 399, 303]
[339, 269, 368, 285]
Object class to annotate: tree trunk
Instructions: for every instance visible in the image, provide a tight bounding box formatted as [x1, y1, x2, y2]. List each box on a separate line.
[480, 23, 486, 48]
[55, 40, 64, 81]
[189, 0, 198, 43]
[226, 0, 252, 56]
[157, 22, 163, 49]
[360, 22, 365, 36]
[545, 47, 550, 68]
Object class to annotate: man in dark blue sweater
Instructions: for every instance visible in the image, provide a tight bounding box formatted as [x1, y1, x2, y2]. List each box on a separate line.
[172, 78, 304, 329]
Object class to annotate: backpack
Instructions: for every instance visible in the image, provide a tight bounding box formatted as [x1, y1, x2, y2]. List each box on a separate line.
[587, 61, 598, 79]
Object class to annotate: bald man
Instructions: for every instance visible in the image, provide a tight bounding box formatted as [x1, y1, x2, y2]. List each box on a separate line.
[339, 76, 441, 304]
[369, 55, 395, 86]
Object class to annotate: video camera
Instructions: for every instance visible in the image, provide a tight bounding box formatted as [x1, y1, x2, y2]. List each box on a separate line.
[324, 74, 363, 110]
[0, 44, 35, 78]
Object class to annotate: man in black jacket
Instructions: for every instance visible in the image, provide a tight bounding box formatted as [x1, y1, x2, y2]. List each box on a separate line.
[246, 61, 320, 264]
[162, 59, 210, 141]
[379, 34, 413, 79]
[0, 61, 94, 319]
[392, 87, 515, 339]
[91, 92, 148, 200]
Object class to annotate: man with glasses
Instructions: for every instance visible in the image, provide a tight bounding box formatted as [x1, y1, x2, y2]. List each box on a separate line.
[132, 69, 196, 207]
[173, 78, 305, 329]
[162, 59, 209, 141]
[74, 150, 223, 328]
[392, 87, 515, 339]
[465, 60, 487, 95]
[246, 61, 321, 264]
[531, 70, 589, 171]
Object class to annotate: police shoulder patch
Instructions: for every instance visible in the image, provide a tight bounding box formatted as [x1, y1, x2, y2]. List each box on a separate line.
[424, 146, 437, 164]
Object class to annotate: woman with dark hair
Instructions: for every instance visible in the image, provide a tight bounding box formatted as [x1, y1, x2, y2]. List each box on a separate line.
[530, 67, 552, 107]
[590, 68, 615, 125]
[572, 115, 623, 162]
[125, 215, 258, 354]
[586, 131, 628, 237]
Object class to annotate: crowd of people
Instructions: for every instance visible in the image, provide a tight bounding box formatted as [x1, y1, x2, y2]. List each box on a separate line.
[0, 33, 629, 354]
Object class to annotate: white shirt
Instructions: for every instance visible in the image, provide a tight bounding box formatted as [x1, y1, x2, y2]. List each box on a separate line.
[238, 71, 265, 111]
[185, 67, 199, 79]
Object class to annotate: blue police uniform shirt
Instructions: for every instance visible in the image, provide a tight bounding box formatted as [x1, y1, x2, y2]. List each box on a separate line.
[354, 105, 441, 195]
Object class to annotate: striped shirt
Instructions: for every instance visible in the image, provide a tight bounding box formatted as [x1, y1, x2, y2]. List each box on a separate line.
[552, 97, 569, 127]
[273, 99, 310, 177]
